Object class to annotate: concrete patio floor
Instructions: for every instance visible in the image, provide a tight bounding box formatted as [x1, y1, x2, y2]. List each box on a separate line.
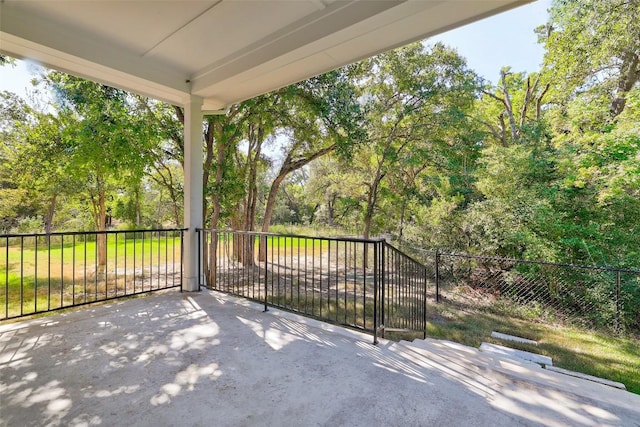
[1, 290, 639, 427]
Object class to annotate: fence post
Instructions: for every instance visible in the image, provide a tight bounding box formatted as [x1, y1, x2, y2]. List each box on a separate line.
[435, 251, 440, 303]
[373, 241, 378, 345]
[615, 270, 621, 332]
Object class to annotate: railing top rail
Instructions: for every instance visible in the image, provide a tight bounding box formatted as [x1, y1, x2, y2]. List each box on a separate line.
[384, 242, 429, 271]
[0, 228, 188, 239]
[198, 228, 386, 244]
[403, 244, 640, 275]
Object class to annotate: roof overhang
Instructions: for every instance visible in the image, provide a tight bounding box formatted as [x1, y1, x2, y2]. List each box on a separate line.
[0, 0, 532, 111]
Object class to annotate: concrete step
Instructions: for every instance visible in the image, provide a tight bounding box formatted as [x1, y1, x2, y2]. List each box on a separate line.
[479, 342, 553, 367]
[391, 337, 636, 412]
[545, 365, 626, 390]
[390, 339, 503, 398]
[491, 331, 538, 346]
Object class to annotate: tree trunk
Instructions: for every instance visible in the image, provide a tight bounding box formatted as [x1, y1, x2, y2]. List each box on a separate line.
[134, 187, 141, 227]
[206, 134, 225, 287]
[203, 118, 215, 227]
[363, 169, 384, 241]
[397, 197, 407, 242]
[89, 174, 108, 272]
[610, 50, 639, 118]
[499, 70, 519, 141]
[232, 122, 264, 267]
[44, 194, 56, 236]
[327, 194, 336, 226]
[97, 189, 107, 268]
[258, 173, 286, 261]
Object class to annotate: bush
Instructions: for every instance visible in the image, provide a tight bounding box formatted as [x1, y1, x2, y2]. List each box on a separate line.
[10, 216, 43, 234]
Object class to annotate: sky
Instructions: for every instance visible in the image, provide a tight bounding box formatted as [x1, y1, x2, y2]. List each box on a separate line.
[0, 0, 552, 100]
[429, 0, 552, 82]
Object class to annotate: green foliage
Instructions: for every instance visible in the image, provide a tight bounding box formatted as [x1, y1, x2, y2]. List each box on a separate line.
[2, 0, 639, 276]
[10, 216, 43, 234]
[539, 0, 640, 118]
[321, 42, 481, 239]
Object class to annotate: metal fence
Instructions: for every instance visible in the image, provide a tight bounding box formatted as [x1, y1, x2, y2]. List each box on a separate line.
[1, 228, 185, 320]
[197, 229, 428, 342]
[403, 247, 640, 335]
[381, 243, 428, 335]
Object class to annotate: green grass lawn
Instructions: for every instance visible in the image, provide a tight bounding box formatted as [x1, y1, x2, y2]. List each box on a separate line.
[2, 235, 182, 271]
[424, 303, 640, 394]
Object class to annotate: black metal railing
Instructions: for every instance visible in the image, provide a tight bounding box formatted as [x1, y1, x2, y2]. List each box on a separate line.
[402, 246, 640, 335]
[1, 228, 185, 320]
[197, 229, 428, 343]
[381, 243, 428, 335]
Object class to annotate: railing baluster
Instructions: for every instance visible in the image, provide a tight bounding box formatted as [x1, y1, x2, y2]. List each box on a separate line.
[319, 237, 322, 318]
[142, 231, 145, 292]
[373, 241, 378, 345]
[264, 234, 268, 312]
[48, 234, 51, 310]
[83, 233, 87, 303]
[362, 241, 366, 330]
[157, 231, 161, 290]
[72, 234, 76, 305]
[5, 237, 9, 318]
[334, 240, 339, 322]
[174, 230, 177, 289]
[297, 236, 301, 311]
[423, 265, 427, 339]
[304, 237, 307, 313]
[20, 236, 24, 316]
[312, 238, 316, 316]
[180, 230, 184, 290]
[60, 234, 64, 308]
[34, 235, 38, 314]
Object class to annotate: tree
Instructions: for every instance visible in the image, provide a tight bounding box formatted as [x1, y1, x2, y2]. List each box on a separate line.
[528, 0, 640, 267]
[134, 98, 185, 227]
[45, 73, 158, 266]
[0, 92, 33, 231]
[539, 0, 640, 120]
[476, 69, 550, 147]
[353, 42, 480, 239]
[259, 68, 365, 235]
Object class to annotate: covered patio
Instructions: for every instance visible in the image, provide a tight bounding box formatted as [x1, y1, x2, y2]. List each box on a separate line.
[4, 1, 640, 425]
[2, 290, 639, 426]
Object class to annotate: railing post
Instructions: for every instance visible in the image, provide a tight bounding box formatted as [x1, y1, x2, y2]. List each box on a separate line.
[196, 229, 201, 291]
[373, 241, 378, 345]
[264, 235, 269, 312]
[615, 270, 621, 333]
[435, 251, 440, 303]
[380, 241, 385, 339]
[423, 266, 427, 339]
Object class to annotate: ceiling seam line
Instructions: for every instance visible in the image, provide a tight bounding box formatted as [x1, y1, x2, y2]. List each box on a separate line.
[141, 0, 224, 58]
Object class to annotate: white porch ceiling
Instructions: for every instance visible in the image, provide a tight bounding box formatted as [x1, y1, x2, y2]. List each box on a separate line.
[0, 0, 531, 111]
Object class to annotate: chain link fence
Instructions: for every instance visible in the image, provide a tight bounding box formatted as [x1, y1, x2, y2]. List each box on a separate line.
[401, 246, 640, 337]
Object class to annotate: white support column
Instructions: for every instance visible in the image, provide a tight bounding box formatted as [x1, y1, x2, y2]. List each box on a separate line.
[183, 95, 203, 292]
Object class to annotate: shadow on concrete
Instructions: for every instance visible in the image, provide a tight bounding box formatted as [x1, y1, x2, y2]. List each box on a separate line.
[1, 290, 639, 426]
